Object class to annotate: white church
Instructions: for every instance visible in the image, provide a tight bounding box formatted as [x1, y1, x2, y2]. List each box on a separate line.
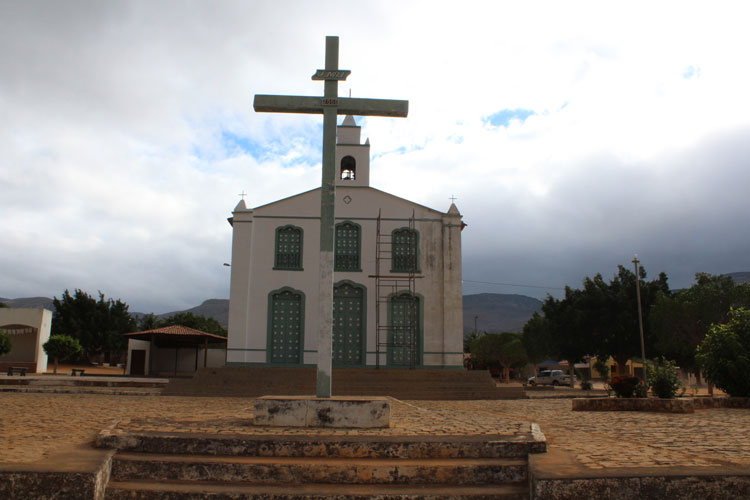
[226, 116, 464, 369]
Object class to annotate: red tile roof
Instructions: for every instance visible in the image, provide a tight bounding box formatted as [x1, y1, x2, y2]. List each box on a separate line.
[125, 325, 227, 341]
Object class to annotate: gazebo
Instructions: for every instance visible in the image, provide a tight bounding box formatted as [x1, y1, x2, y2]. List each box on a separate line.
[124, 325, 227, 376]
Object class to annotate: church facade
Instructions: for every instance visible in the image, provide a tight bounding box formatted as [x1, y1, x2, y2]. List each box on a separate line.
[226, 116, 464, 369]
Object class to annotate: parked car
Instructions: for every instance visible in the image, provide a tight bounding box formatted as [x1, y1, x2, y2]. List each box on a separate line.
[527, 369, 577, 386]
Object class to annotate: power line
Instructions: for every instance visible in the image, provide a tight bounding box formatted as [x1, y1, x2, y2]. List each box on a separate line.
[462, 279, 565, 291]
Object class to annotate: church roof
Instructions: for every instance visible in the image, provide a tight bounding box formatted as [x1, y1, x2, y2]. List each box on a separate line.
[125, 325, 227, 343]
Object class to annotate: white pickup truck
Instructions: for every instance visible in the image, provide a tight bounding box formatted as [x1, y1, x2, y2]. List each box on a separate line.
[527, 369, 576, 386]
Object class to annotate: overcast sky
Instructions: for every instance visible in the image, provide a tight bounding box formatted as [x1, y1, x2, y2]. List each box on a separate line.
[2, 1, 749, 313]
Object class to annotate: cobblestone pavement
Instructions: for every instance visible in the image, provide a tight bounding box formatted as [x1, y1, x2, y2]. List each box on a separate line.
[1, 393, 748, 469]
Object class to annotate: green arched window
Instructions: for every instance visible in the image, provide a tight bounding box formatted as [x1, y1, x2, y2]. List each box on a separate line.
[274, 225, 303, 270]
[335, 221, 361, 272]
[391, 227, 419, 273]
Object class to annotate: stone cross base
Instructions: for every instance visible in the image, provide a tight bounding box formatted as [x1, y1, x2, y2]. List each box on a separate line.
[253, 395, 391, 428]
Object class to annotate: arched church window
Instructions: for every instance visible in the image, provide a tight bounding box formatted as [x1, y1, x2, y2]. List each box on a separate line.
[391, 228, 419, 273]
[340, 155, 356, 180]
[334, 221, 361, 271]
[274, 225, 303, 270]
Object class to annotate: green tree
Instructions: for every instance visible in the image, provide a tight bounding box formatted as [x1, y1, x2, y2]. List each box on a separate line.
[137, 313, 160, 331]
[651, 273, 750, 378]
[158, 312, 227, 337]
[51, 289, 136, 360]
[0, 302, 8, 308]
[470, 332, 527, 383]
[521, 312, 553, 364]
[696, 307, 750, 397]
[0, 331, 11, 356]
[43, 334, 82, 374]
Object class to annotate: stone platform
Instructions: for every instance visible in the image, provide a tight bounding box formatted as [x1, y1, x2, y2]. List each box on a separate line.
[253, 395, 391, 428]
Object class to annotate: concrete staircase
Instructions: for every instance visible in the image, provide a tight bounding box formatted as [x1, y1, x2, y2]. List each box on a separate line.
[0, 375, 167, 395]
[163, 367, 527, 400]
[100, 432, 538, 500]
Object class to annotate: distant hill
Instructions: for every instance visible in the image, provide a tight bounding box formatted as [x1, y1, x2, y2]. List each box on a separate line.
[157, 299, 230, 328]
[463, 293, 542, 335]
[9, 272, 749, 334]
[0, 297, 54, 309]
[725, 272, 750, 284]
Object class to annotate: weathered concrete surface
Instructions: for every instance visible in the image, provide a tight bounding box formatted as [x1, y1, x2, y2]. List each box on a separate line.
[110, 452, 528, 484]
[105, 480, 531, 500]
[96, 430, 544, 459]
[253, 396, 391, 428]
[530, 449, 750, 500]
[0, 446, 113, 500]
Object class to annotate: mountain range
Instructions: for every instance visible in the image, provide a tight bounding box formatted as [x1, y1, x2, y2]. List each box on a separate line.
[4, 272, 749, 335]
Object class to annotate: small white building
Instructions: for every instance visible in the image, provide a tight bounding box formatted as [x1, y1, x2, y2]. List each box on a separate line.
[0, 308, 51, 373]
[227, 116, 464, 369]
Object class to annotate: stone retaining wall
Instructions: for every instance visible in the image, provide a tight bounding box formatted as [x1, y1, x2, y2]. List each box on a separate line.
[572, 397, 750, 413]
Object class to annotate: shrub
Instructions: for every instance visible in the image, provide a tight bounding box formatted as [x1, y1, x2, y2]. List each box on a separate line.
[647, 357, 682, 399]
[580, 380, 593, 390]
[609, 375, 640, 398]
[0, 331, 11, 356]
[43, 335, 82, 374]
[696, 308, 750, 397]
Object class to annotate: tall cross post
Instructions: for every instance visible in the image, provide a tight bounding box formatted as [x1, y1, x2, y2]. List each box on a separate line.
[253, 36, 408, 397]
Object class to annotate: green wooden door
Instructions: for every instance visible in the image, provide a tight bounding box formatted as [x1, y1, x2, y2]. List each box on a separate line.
[269, 290, 303, 364]
[388, 293, 419, 367]
[333, 283, 364, 366]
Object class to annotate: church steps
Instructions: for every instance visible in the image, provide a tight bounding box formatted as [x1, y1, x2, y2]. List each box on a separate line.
[97, 433, 540, 459]
[110, 453, 528, 485]
[105, 479, 530, 500]
[163, 368, 526, 400]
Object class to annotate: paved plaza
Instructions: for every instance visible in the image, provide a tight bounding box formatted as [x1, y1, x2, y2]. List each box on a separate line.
[1, 392, 749, 471]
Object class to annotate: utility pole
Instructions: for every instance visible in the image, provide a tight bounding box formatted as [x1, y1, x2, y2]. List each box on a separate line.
[632, 254, 648, 393]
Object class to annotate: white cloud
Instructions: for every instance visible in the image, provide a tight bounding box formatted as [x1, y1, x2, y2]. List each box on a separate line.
[1, 1, 750, 310]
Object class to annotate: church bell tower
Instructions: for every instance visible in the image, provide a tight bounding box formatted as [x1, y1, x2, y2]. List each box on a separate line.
[335, 115, 370, 187]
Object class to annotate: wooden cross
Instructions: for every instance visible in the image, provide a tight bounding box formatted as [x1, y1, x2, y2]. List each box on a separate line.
[238, 190, 247, 201]
[253, 36, 408, 398]
[449, 195, 458, 203]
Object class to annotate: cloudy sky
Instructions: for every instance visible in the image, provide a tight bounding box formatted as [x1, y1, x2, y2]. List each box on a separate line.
[2, 1, 749, 313]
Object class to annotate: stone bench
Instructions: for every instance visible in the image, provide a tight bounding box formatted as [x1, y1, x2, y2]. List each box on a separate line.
[7, 367, 27, 376]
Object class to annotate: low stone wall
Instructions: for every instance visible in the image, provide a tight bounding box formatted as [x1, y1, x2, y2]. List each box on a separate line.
[532, 471, 750, 500]
[572, 397, 750, 413]
[0, 449, 113, 500]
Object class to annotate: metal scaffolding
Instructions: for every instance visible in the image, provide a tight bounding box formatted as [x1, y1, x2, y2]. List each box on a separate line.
[372, 209, 420, 369]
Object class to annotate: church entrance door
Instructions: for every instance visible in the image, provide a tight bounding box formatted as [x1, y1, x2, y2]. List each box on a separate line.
[387, 293, 420, 367]
[333, 283, 364, 367]
[268, 289, 303, 365]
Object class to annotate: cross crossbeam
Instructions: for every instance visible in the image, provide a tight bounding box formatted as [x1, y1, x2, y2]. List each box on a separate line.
[253, 36, 408, 398]
[254, 95, 408, 117]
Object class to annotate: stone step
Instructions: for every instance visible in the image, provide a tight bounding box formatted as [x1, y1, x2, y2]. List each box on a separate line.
[96, 432, 543, 459]
[105, 479, 530, 500]
[111, 453, 527, 485]
[0, 386, 163, 396]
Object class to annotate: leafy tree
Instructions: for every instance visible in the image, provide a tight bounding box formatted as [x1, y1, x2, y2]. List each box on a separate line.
[696, 307, 750, 397]
[464, 330, 481, 353]
[137, 313, 160, 331]
[647, 357, 682, 399]
[522, 264, 669, 385]
[158, 312, 227, 337]
[470, 332, 527, 383]
[651, 273, 750, 378]
[51, 289, 136, 360]
[521, 312, 553, 364]
[0, 302, 8, 308]
[43, 334, 82, 374]
[0, 331, 11, 356]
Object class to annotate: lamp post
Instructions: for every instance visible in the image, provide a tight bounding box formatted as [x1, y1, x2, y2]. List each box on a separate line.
[632, 254, 648, 393]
